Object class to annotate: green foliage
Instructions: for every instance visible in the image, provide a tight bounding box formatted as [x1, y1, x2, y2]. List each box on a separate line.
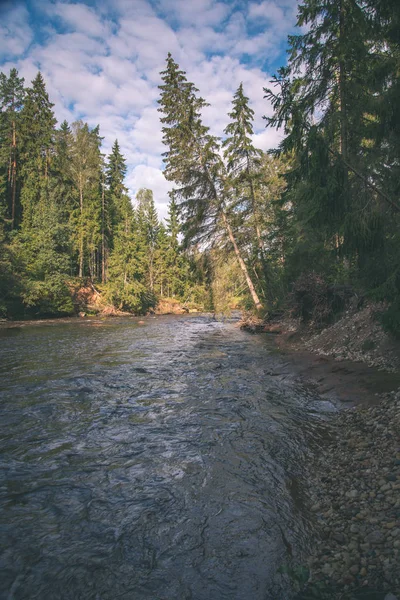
[4, 21, 399, 322]
[158, 55, 264, 309]
[262, 0, 400, 315]
[0, 68, 203, 319]
[158, 53, 224, 246]
[13, 194, 74, 316]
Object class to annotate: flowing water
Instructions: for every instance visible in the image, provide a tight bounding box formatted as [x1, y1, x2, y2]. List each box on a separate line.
[0, 314, 334, 600]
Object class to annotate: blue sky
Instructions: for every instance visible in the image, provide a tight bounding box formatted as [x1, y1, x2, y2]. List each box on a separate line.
[0, 0, 299, 218]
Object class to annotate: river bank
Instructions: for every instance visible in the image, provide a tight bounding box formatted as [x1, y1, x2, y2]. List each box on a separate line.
[241, 307, 400, 599]
[296, 389, 400, 600]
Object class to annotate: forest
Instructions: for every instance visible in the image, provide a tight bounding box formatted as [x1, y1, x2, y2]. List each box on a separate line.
[0, 0, 399, 335]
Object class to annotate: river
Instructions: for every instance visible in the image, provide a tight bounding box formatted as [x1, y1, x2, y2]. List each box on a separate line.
[0, 314, 334, 600]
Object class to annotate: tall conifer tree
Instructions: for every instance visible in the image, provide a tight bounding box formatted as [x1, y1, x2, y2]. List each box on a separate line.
[0, 68, 25, 228]
[19, 72, 56, 227]
[158, 54, 263, 309]
[223, 84, 266, 266]
[104, 140, 129, 281]
[70, 121, 103, 278]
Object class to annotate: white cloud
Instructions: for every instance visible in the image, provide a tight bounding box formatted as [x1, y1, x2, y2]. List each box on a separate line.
[157, 0, 231, 27]
[127, 165, 173, 220]
[0, 0, 297, 217]
[47, 2, 109, 38]
[0, 3, 34, 60]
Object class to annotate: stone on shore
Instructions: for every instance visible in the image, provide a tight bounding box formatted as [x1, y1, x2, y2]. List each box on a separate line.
[304, 388, 400, 598]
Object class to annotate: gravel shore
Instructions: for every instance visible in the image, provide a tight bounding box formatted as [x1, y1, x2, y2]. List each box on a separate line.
[302, 389, 400, 599]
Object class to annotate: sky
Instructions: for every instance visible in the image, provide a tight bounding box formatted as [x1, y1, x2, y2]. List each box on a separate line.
[0, 0, 300, 219]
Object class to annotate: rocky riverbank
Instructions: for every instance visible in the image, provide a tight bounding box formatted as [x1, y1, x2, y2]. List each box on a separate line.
[241, 303, 400, 373]
[240, 306, 400, 598]
[296, 389, 400, 600]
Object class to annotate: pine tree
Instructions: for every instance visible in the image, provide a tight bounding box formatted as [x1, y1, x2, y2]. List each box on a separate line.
[0, 68, 25, 229]
[70, 120, 103, 278]
[19, 72, 57, 228]
[104, 140, 128, 281]
[158, 53, 263, 309]
[223, 84, 267, 278]
[136, 188, 159, 291]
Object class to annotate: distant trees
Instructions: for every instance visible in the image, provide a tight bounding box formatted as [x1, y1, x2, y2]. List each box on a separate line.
[0, 68, 24, 229]
[0, 69, 202, 318]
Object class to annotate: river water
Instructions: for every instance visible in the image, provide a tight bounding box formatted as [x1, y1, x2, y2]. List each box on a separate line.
[0, 314, 334, 600]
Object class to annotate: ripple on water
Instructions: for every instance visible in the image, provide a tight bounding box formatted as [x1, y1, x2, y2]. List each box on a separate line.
[0, 314, 333, 599]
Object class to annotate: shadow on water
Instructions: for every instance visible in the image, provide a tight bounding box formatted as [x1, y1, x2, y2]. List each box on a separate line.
[0, 314, 334, 599]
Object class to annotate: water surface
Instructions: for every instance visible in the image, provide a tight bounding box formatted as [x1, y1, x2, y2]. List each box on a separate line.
[0, 315, 332, 599]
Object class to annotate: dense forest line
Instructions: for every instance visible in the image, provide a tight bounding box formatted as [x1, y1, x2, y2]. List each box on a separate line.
[1, 0, 399, 333]
[0, 70, 211, 317]
[157, 0, 400, 334]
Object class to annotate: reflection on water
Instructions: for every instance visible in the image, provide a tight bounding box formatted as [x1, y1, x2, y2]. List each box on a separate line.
[0, 315, 332, 599]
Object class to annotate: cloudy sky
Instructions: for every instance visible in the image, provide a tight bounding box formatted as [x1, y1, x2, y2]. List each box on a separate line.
[0, 0, 299, 218]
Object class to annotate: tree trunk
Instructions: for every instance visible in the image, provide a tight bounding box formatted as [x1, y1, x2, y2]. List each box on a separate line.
[79, 181, 84, 278]
[11, 119, 17, 229]
[197, 145, 263, 310]
[221, 210, 263, 310]
[248, 172, 270, 289]
[101, 181, 106, 283]
[339, 0, 348, 163]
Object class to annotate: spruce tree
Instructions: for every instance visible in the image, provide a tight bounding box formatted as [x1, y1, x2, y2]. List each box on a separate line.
[0, 68, 25, 229]
[158, 54, 263, 309]
[154, 222, 169, 297]
[19, 72, 57, 228]
[104, 140, 128, 282]
[264, 0, 400, 289]
[70, 120, 103, 278]
[164, 197, 186, 298]
[53, 120, 75, 218]
[136, 188, 159, 291]
[106, 203, 149, 312]
[106, 140, 127, 199]
[223, 84, 266, 274]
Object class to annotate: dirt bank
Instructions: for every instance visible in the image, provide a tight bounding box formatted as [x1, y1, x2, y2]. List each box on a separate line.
[271, 304, 400, 373]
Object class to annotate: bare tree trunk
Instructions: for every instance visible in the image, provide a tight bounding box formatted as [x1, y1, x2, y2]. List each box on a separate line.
[190, 133, 263, 310]
[339, 0, 347, 163]
[101, 177, 106, 283]
[221, 210, 263, 310]
[149, 253, 154, 291]
[79, 181, 84, 278]
[11, 120, 16, 229]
